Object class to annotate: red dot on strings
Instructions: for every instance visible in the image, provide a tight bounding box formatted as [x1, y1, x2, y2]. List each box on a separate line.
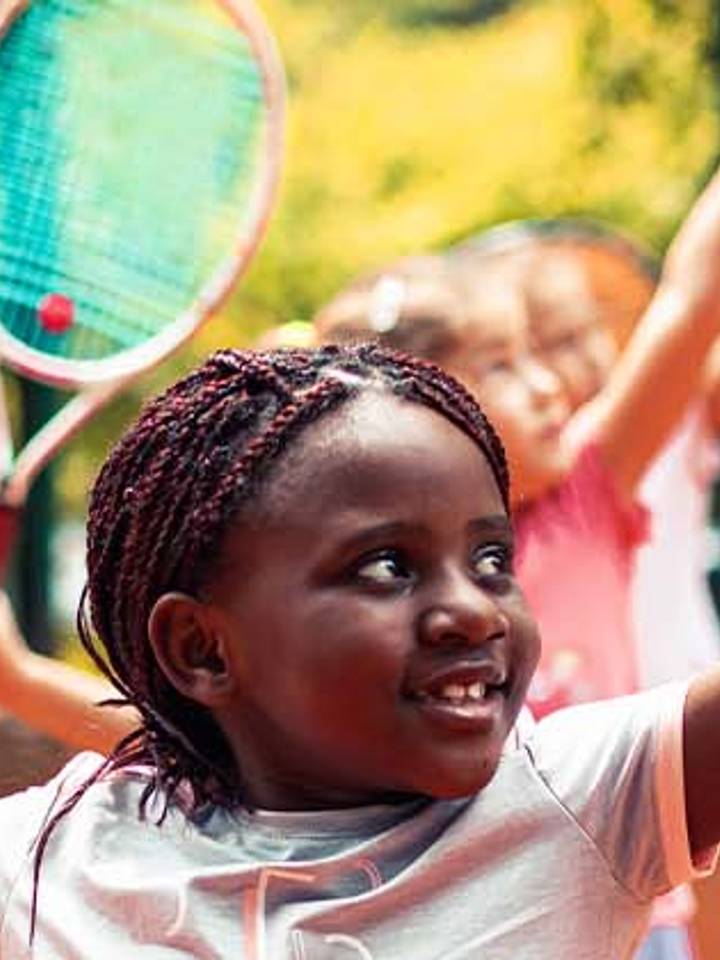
[37, 293, 75, 334]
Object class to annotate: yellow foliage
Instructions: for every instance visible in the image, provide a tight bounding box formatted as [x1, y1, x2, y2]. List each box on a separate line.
[214, 0, 717, 335]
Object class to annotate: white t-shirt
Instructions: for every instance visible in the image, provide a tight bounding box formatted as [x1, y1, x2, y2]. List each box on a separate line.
[0, 684, 713, 959]
[633, 408, 720, 687]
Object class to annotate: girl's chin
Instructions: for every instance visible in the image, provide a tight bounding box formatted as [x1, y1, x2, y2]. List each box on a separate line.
[419, 755, 504, 801]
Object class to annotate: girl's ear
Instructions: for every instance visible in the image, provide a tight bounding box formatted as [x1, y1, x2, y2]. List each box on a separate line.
[148, 592, 235, 707]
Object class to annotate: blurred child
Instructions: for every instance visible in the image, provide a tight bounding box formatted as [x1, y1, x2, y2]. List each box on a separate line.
[1, 343, 719, 958]
[516, 235, 720, 689]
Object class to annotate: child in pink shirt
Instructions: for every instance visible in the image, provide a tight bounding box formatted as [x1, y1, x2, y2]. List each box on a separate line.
[514, 442, 648, 714]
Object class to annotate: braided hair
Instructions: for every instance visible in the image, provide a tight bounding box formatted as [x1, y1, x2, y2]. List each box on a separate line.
[30, 344, 508, 935]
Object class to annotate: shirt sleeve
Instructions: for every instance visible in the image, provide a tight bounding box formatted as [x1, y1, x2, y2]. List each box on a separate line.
[525, 683, 718, 902]
[0, 753, 104, 933]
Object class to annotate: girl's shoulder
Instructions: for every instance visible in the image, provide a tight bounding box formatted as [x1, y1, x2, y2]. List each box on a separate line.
[0, 751, 104, 832]
[0, 753, 104, 919]
[0, 752, 189, 869]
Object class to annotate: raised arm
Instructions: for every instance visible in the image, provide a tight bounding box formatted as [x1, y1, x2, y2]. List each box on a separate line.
[573, 169, 720, 498]
[0, 0, 30, 41]
[0, 593, 138, 754]
[699, 336, 720, 435]
[684, 667, 720, 855]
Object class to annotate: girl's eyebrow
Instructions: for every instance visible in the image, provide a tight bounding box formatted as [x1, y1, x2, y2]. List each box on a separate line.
[468, 515, 514, 540]
[336, 520, 428, 554]
[474, 336, 511, 352]
[334, 514, 513, 554]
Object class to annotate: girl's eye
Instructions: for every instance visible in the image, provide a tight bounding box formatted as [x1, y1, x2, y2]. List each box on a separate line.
[483, 359, 513, 377]
[543, 333, 579, 355]
[355, 552, 410, 585]
[471, 544, 512, 578]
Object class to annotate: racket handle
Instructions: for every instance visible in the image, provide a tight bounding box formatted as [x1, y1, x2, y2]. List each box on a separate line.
[0, 503, 21, 583]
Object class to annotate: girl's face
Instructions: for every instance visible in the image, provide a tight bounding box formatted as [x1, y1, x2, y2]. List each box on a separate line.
[525, 255, 617, 410]
[203, 393, 540, 810]
[530, 310, 616, 410]
[447, 293, 571, 506]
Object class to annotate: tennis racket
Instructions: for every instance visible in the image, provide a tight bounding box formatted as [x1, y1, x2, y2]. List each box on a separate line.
[0, 0, 285, 574]
[450, 217, 660, 349]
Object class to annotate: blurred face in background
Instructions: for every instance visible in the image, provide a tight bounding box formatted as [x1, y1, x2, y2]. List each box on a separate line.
[446, 274, 571, 507]
[525, 251, 617, 411]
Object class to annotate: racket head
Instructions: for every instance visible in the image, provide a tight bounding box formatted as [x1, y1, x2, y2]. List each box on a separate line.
[451, 218, 660, 349]
[0, 0, 285, 388]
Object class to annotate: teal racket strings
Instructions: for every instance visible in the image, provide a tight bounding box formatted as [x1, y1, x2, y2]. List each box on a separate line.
[0, 0, 282, 378]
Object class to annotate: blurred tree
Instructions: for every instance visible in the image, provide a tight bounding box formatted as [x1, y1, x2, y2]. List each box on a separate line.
[285, 0, 522, 31]
[329, 0, 522, 29]
[393, 1, 519, 28]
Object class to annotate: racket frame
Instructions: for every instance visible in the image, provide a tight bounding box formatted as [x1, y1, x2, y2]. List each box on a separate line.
[0, 0, 286, 390]
[0, 0, 285, 514]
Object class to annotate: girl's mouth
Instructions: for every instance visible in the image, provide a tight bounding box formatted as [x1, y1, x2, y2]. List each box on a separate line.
[411, 686, 507, 732]
[416, 680, 488, 703]
[406, 665, 510, 732]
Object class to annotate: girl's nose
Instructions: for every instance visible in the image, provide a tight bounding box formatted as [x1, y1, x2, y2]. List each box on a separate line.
[418, 575, 509, 649]
[523, 356, 564, 405]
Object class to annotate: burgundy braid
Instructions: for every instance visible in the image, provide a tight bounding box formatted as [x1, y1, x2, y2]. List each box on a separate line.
[29, 343, 509, 942]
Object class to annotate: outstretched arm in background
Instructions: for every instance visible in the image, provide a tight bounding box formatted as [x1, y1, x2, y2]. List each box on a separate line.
[571, 168, 720, 498]
[698, 337, 720, 435]
[0, 593, 138, 754]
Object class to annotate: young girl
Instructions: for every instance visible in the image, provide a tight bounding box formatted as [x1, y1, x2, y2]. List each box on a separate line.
[0, 342, 719, 959]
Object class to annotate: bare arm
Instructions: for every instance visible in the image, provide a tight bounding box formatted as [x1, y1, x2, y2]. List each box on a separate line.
[0, 594, 139, 754]
[0, 0, 30, 41]
[700, 337, 720, 435]
[684, 667, 720, 856]
[570, 170, 720, 498]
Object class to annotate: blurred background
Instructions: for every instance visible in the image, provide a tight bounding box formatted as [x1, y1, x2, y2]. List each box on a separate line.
[13, 0, 720, 651]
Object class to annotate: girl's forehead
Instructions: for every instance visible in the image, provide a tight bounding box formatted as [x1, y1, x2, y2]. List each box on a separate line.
[254, 390, 502, 520]
[462, 307, 530, 356]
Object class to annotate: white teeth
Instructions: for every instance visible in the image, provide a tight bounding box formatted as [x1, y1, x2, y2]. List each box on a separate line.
[468, 682, 485, 701]
[441, 683, 466, 702]
[433, 681, 487, 703]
